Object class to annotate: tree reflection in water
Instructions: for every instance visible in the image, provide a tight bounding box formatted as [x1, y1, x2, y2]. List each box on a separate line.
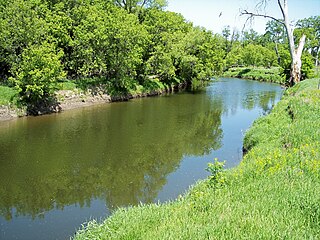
[0, 78, 282, 225]
[0, 90, 223, 220]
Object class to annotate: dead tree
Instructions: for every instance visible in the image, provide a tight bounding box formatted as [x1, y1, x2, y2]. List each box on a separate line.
[241, 0, 306, 85]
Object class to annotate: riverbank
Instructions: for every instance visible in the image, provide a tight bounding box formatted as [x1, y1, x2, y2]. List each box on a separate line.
[74, 78, 320, 239]
[223, 67, 285, 84]
[0, 71, 283, 122]
[0, 84, 170, 122]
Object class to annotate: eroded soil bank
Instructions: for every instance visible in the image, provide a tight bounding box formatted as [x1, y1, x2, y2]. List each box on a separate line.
[0, 88, 166, 122]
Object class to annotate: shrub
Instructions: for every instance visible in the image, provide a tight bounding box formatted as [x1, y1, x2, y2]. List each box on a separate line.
[206, 158, 226, 187]
[9, 42, 65, 114]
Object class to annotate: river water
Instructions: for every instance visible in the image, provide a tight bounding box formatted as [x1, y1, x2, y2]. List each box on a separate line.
[0, 78, 282, 239]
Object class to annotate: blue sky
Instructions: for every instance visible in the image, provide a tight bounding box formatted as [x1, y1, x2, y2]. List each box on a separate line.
[166, 0, 320, 34]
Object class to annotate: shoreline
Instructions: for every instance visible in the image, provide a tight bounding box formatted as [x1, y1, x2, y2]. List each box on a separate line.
[0, 88, 168, 123]
[0, 77, 282, 123]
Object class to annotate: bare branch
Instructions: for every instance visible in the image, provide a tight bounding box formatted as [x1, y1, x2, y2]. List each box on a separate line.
[240, 10, 285, 27]
[255, 0, 268, 13]
[140, 0, 148, 8]
[115, 0, 123, 7]
[277, 0, 285, 19]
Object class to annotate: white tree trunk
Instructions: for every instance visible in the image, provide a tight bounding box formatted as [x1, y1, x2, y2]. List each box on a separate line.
[290, 35, 306, 84]
[316, 47, 320, 67]
[279, 0, 306, 85]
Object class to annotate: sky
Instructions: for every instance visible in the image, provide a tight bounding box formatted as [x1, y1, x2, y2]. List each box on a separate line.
[166, 0, 320, 34]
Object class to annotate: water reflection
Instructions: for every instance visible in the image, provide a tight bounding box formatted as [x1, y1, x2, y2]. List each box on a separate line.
[0, 91, 223, 220]
[0, 78, 283, 239]
[208, 78, 280, 116]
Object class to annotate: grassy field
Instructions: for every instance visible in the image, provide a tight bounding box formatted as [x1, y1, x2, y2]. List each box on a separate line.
[73, 78, 320, 239]
[223, 67, 285, 84]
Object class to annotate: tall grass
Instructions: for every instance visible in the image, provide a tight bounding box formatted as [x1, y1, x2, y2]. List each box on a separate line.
[74, 78, 320, 239]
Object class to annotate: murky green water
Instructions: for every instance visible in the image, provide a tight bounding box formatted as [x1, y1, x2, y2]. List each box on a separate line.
[0, 78, 282, 239]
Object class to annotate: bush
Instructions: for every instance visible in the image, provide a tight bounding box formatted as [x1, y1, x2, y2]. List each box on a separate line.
[9, 42, 65, 114]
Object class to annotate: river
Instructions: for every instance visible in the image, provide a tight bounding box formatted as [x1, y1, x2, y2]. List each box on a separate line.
[0, 78, 283, 240]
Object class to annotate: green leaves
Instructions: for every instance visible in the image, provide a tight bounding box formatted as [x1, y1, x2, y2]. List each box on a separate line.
[206, 158, 226, 187]
[70, 3, 148, 93]
[143, 10, 225, 86]
[0, 0, 227, 110]
[9, 42, 65, 109]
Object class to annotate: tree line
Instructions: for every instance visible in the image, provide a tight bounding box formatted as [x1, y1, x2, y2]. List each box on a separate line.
[0, 0, 225, 111]
[0, 0, 318, 111]
[223, 15, 319, 81]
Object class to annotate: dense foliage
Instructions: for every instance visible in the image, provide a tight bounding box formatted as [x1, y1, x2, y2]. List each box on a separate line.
[0, 0, 224, 110]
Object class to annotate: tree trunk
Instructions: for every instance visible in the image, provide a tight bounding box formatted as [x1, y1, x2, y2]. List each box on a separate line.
[290, 34, 306, 85]
[274, 41, 281, 65]
[279, 0, 305, 85]
[316, 47, 320, 67]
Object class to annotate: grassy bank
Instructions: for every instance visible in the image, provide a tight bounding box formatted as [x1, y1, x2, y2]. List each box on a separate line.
[74, 78, 320, 239]
[0, 86, 18, 105]
[223, 67, 285, 84]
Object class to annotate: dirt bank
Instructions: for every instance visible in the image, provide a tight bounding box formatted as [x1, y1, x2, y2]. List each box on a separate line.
[0, 88, 165, 122]
[0, 105, 21, 121]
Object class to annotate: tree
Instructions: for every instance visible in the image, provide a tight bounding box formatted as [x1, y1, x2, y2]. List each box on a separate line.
[222, 26, 240, 57]
[264, 19, 287, 65]
[241, 0, 306, 85]
[114, 0, 167, 13]
[242, 29, 260, 46]
[0, 0, 50, 79]
[296, 16, 320, 67]
[9, 42, 65, 114]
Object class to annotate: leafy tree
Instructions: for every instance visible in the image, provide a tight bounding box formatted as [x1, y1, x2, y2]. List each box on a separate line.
[239, 44, 277, 67]
[242, 29, 260, 46]
[68, 2, 148, 92]
[296, 16, 320, 66]
[9, 42, 65, 113]
[264, 20, 287, 65]
[221, 26, 239, 57]
[225, 44, 244, 68]
[114, 0, 167, 13]
[301, 52, 316, 79]
[0, 0, 50, 79]
[143, 9, 191, 83]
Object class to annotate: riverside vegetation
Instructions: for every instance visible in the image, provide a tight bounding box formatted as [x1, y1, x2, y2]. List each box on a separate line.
[74, 78, 320, 239]
[0, 0, 319, 116]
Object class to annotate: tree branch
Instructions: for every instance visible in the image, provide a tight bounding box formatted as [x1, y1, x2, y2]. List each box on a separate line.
[115, 0, 124, 7]
[140, 0, 148, 8]
[277, 0, 285, 19]
[241, 10, 285, 27]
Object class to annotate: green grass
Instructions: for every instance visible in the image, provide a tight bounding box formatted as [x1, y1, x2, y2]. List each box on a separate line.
[0, 86, 18, 105]
[285, 78, 320, 95]
[57, 80, 77, 91]
[223, 67, 285, 84]
[74, 78, 320, 239]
